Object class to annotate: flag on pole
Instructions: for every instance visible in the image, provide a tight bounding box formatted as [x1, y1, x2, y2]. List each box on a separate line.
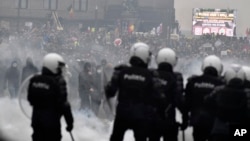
[246, 28, 249, 36]
[128, 24, 134, 33]
[67, 4, 74, 18]
[157, 23, 163, 35]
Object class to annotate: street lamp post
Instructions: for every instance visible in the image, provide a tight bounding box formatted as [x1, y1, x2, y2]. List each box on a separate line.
[17, 0, 21, 32]
[95, 5, 98, 28]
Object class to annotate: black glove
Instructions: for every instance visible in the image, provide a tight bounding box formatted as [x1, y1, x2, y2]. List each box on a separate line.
[66, 124, 73, 132]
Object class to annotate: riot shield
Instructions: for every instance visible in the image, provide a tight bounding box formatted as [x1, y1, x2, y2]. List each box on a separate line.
[18, 73, 39, 119]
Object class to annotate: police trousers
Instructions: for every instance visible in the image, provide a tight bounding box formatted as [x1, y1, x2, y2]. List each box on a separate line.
[110, 115, 147, 141]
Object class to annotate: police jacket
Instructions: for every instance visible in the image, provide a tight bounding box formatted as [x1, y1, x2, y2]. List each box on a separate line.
[105, 57, 154, 120]
[243, 80, 250, 124]
[205, 78, 248, 124]
[185, 67, 224, 115]
[28, 67, 73, 129]
[174, 71, 184, 99]
[151, 63, 184, 123]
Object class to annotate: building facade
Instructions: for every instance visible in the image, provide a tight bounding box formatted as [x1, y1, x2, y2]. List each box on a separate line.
[0, 0, 175, 33]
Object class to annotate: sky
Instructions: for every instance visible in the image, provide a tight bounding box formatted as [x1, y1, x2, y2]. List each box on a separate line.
[175, 0, 250, 36]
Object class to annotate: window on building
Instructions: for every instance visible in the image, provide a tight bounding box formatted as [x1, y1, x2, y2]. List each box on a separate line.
[20, 0, 28, 9]
[50, 0, 58, 10]
[80, 0, 88, 11]
[15, 0, 28, 9]
[73, 0, 88, 12]
[73, 0, 80, 11]
[43, 0, 49, 9]
[44, 0, 58, 10]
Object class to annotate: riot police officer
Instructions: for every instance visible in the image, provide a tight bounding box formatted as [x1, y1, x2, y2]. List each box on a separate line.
[185, 55, 224, 141]
[205, 64, 248, 141]
[149, 48, 188, 141]
[28, 53, 74, 141]
[105, 42, 153, 141]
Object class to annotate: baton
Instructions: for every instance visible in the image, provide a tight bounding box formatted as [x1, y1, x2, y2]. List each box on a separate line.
[70, 132, 75, 141]
[182, 130, 185, 141]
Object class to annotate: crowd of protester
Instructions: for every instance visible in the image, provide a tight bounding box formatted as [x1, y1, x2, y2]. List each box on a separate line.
[0, 24, 249, 86]
[1, 22, 250, 113]
[1, 23, 250, 64]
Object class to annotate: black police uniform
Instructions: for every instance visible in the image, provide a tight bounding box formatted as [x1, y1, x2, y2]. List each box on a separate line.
[148, 63, 187, 141]
[243, 80, 250, 135]
[205, 78, 248, 141]
[185, 67, 224, 141]
[28, 68, 74, 141]
[105, 57, 153, 141]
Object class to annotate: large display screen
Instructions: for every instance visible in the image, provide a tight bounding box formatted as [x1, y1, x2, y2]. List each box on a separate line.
[192, 8, 237, 36]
